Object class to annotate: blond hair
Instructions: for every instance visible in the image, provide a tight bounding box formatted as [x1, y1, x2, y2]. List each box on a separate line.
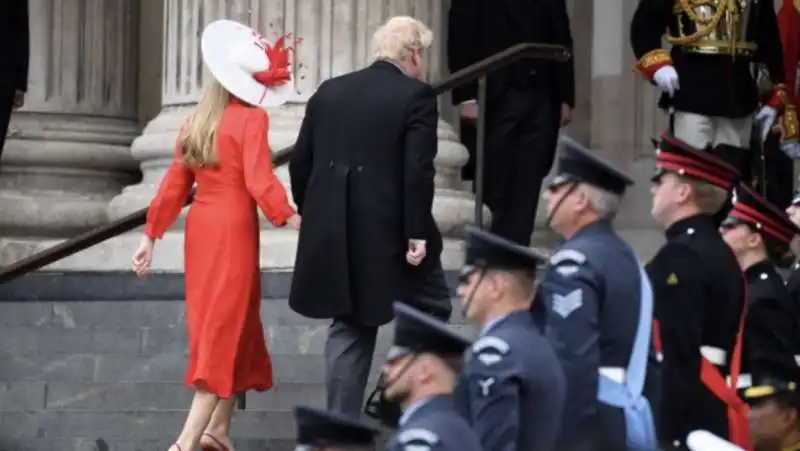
[371, 16, 433, 62]
[681, 175, 729, 214]
[179, 79, 230, 169]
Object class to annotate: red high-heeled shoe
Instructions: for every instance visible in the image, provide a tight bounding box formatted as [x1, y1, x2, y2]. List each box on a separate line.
[200, 433, 230, 451]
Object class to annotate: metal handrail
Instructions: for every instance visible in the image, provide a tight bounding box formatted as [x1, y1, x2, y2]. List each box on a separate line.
[0, 42, 570, 284]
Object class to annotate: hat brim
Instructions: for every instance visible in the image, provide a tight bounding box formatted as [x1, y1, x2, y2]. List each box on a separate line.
[201, 20, 295, 109]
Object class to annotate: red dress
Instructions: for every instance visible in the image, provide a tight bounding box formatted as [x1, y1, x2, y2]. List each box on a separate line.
[145, 100, 295, 398]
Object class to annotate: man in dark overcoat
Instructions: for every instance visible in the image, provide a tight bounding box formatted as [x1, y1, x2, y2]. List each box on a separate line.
[448, 0, 574, 245]
[0, 0, 29, 160]
[288, 16, 448, 418]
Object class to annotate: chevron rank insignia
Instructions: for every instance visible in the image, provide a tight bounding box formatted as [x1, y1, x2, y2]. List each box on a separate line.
[398, 428, 440, 451]
[552, 289, 582, 318]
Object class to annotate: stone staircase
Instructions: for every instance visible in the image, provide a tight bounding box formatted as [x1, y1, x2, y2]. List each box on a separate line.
[0, 271, 473, 450]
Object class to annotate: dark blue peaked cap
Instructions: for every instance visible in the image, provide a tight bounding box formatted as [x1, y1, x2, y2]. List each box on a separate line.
[388, 302, 471, 360]
[548, 137, 634, 195]
[294, 406, 379, 446]
[463, 225, 547, 272]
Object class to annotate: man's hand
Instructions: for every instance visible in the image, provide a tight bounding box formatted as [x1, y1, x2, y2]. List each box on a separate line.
[653, 66, 679, 97]
[560, 103, 572, 128]
[12, 90, 24, 109]
[286, 214, 302, 230]
[459, 101, 478, 121]
[406, 240, 427, 266]
[755, 105, 778, 143]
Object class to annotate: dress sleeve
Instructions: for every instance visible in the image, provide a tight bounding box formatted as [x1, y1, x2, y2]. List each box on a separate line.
[242, 109, 296, 226]
[145, 138, 195, 239]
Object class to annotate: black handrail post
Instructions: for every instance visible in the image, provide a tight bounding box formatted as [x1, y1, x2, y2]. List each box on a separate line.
[474, 75, 488, 229]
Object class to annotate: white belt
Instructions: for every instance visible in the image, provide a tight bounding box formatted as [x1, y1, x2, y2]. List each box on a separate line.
[700, 346, 727, 366]
[655, 346, 727, 365]
[599, 367, 626, 383]
[726, 373, 752, 389]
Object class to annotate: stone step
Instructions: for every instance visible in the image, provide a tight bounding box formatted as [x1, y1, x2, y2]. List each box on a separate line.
[0, 269, 465, 302]
[0, 409, 297, 439]
[0, 276, 475, 449]
[0, 437, 298, 451]
[1, 381, 327, 411]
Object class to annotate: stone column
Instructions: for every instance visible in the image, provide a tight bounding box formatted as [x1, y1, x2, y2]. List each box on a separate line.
[99, 0, 473, 272]
[0, 0, 140, 265]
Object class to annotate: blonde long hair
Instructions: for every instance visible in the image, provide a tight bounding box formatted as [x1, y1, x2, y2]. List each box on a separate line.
[179, 79, 230, 169]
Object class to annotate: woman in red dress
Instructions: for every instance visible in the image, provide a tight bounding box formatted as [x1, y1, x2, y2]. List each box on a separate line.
[131, 20, 300, 451]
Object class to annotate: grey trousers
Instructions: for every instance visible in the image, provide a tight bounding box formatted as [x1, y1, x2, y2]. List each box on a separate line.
[324, 261, 451, 417]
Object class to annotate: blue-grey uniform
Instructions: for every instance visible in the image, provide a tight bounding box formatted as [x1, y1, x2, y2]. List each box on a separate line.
[293, 405, 379, 449]
[537, 140, 655, 450]
[374, 303, 483, 451]
[455, 226, 567, 451]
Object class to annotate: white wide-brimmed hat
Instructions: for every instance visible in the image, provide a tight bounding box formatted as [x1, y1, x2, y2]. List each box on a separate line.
[201, 19, 295, 108]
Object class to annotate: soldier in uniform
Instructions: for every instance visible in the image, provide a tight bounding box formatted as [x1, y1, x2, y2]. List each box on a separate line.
[645, 131, 749, 449]
[454, 225, 566, 451]
[293, 405, 379, 450]
[629, 0, 794, 179]
[720, 183, 800, 423]
[365, 302, 482, 451]
[785, 189, 800, 295]
[538, 138, 656, 450]
[743, 375, 800, 451]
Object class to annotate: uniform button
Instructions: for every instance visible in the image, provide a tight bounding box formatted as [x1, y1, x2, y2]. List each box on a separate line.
[760, 273, 768, 280]
[329, 161, 334, 167]
[357, 165, 363, 172]
[687, 228, 695, 235]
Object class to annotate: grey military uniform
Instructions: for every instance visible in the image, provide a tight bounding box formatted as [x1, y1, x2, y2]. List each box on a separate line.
[537, 220, 644, 450]
[386, 395, 482, 451]
[455, 310, 566, 451]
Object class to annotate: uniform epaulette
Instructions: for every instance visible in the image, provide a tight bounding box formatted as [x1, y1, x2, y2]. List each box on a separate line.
[472, 336, 510, 366]
[398, 428, 440, 450]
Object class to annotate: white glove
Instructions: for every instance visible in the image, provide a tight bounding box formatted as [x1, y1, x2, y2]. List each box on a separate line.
[781, 140, 800, 160]
[686, 430, 744, 451]
[754, 105, 778, 143]
[653, 66, 680, 97]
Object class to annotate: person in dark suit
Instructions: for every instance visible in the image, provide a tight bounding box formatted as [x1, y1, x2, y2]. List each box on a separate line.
[448, 0, 574, 245]
[0, 0, 29, 160]
[366, 302, 482, 451]
[288, 16, 450, 419]
[454, 225, 566, 451]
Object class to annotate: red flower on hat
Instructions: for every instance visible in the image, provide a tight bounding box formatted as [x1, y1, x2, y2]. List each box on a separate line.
[252, 32, 300, 88]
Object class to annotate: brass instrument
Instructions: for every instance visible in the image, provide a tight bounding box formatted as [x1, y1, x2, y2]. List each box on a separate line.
[667, 0, 757, 56]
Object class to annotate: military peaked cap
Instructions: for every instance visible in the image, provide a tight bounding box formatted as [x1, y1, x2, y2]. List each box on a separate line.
[294, 405, 379, 446]
[388, 302, 471, 360]
[743, 377, 798, 405]
[548, 136, 634, 195]
[724, 183, 800, 247]
[654, 131, 739, 190]
[463, 225, 547, 273]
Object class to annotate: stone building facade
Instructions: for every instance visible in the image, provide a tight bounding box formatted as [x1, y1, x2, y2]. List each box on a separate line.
[0, 0, 681, 272]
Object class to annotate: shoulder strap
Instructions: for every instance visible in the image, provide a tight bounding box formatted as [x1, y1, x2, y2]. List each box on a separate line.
[626, 265, 654, 397]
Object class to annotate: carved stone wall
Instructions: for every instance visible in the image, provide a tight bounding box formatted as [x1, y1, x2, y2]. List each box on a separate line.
[0, 0, 140, 265]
